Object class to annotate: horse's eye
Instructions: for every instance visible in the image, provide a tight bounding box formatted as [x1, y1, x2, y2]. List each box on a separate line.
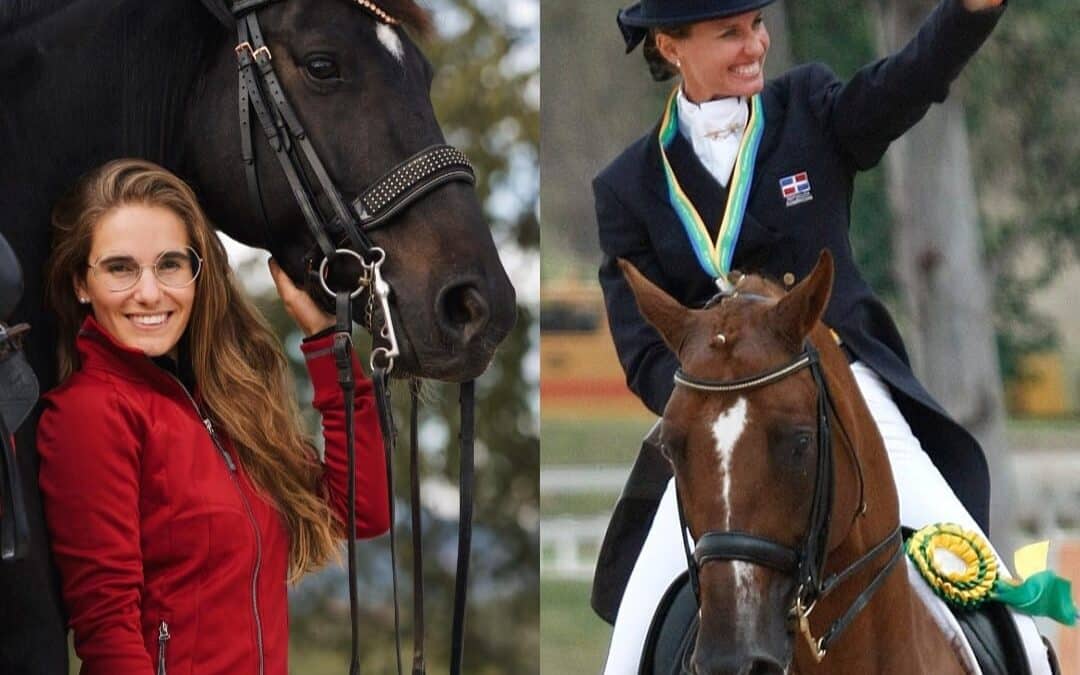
[305, 56, 340, 80]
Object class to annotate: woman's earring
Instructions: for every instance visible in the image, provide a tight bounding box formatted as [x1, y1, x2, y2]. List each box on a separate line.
[675, 59, 681, 69]
[78, 297, 89, 304]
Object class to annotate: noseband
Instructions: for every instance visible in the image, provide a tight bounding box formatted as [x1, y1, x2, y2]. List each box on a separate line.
[228, 3, 478, 674]
[672, 343, 903, 662]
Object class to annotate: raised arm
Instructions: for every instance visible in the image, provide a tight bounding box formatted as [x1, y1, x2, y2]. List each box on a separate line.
[595, 175, 679, 417]
[37, 385, 154, 675]
[811, 0, 1006, 169]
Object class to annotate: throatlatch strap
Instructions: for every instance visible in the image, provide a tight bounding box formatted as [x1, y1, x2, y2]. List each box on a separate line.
[409, 385, 426, 675]
[450, 381, 476, 675]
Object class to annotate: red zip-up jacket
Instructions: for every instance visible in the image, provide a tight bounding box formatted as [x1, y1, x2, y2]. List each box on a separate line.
[37, 316, 390, 675]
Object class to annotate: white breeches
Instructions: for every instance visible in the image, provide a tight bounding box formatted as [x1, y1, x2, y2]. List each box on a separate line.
[601, 361, 1051, 675]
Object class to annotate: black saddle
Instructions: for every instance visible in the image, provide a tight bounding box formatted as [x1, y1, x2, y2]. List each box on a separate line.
[638, 571, 1056, 675]
[0, 230, 22, 320]
[0, 230, 33, 562]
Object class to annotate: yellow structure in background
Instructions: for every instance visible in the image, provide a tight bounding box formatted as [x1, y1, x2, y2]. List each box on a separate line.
[1007, 352, 1071, 417]
[540, 281, 650, 420]
[543, 283, 1077, 420]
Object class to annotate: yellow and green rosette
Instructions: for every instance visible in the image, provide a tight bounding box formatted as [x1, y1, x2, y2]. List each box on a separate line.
[906, 523, 1077, 626]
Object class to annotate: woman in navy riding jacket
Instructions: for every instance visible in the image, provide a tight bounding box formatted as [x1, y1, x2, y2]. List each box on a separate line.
[591, 1, 1054, 673]
[37, 159, 389, 675]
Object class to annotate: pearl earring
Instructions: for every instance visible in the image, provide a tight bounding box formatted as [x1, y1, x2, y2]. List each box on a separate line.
[78, 297, 89, 304]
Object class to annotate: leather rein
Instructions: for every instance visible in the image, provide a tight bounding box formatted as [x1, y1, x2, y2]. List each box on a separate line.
[671, 341, 903, 663]
[231, 2, 477, 673]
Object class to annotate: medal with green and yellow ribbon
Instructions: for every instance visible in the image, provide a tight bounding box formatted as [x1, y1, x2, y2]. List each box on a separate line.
[657, 87, 765, 290]
[907, 523, 1077, 625]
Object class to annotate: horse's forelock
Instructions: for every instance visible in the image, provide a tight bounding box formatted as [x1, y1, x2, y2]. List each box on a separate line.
[377, 0, 432, 37]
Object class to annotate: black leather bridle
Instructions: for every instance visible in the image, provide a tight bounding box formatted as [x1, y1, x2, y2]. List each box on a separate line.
[228, 2, 479, 674]
[671, 341, 903, 663]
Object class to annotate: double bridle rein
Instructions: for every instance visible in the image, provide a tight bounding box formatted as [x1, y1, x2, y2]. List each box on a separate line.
[229, 2, 478, 674]
[672, 341, 903, 663]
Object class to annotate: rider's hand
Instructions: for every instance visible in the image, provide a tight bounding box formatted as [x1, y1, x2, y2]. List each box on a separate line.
[268, 258, 336, 337]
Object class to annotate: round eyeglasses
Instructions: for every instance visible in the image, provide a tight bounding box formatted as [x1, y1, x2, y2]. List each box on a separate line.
[88, 247, 203, 292]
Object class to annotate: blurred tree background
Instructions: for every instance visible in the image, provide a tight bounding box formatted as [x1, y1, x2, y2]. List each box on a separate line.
[240, 1, 538, 673]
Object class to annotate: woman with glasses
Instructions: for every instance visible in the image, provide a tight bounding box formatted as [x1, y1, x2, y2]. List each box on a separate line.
[36, 158, 390, 675]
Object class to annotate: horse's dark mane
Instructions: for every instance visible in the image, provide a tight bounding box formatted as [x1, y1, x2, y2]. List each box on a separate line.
[2, 0, 432, 37]
[380, 0, 432, 37]
[0, 0, 66, 34]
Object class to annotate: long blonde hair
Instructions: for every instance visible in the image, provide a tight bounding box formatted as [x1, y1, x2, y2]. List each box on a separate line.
[46, 158, 340, 580]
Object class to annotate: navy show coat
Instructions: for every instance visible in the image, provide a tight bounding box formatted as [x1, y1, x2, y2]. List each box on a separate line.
[592, 0, 1005, 622]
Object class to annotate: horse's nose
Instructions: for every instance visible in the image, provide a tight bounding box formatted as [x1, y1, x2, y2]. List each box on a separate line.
[691, 653, 786, 675]
[742, 659, 785, 675]
[435, 276, 490, 346]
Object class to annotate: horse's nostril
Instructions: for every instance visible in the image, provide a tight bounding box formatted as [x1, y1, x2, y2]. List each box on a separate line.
[436, 279, 490, 345]
[746, 657, 785, 675]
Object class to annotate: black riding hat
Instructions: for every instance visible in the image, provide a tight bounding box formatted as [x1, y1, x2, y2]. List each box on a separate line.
[618, 0, 776, 52]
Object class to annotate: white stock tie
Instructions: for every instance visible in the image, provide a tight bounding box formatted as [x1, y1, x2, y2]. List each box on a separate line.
[676, 89, 748, 188]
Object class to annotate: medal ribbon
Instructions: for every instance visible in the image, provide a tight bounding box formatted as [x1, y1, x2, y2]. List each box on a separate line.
[658, 88, 765, 280]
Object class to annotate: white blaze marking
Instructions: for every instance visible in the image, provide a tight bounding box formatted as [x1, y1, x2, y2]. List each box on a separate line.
[709, 397, 755, 635]
[710, 396, 748, 531]
[376, 23, 403, 61]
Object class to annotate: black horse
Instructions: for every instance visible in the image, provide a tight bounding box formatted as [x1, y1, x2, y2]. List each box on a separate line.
[0, 0, 516, 671]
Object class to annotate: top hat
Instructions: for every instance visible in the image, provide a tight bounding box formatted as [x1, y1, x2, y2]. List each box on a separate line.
[618, 0, 776, 52]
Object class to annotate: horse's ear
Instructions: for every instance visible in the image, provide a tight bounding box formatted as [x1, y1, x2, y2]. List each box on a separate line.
[769, 249, 834, 348]
[618, 259, 690, 353]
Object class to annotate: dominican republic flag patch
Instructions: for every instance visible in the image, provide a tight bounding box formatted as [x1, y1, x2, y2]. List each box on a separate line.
[779, 172, 813, 207]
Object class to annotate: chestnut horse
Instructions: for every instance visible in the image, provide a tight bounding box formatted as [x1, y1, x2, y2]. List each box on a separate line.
[620, 251, 966, 675]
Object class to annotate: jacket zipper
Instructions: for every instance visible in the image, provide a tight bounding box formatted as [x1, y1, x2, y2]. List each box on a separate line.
[165, 374, 265, 675]
[157, 620, 170, 675]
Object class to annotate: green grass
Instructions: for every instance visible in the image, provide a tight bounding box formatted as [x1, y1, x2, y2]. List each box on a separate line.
[541, 491, 619, 517]
[541, 417, 656, 466]
[540, 579, 610, 675]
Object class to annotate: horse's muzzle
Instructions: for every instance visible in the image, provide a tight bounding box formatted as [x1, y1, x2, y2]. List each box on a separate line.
[690, 652, 787, 675]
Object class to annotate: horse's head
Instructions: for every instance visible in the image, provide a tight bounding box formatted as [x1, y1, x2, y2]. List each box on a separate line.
[185, 0, 515, 381]
[621, 251, 888, 674]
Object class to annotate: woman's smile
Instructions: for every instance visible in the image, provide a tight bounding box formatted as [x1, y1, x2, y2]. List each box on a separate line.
[126, 311, 174, 329]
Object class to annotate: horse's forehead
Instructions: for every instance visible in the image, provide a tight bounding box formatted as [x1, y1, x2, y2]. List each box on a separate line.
[374, 22, 404, 61]
[710, 396, 750, 462]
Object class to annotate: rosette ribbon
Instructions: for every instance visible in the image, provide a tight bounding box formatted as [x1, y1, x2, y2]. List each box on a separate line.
[906, 523, 1077, 626]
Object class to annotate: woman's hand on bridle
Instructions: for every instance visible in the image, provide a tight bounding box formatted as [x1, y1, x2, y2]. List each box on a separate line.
[268, 258, 336, 337]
